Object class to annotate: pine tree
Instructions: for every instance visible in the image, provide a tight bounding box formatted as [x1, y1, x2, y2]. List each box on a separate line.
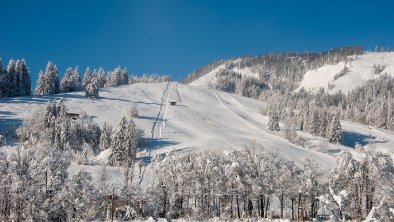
[109, 117, 128, 166]
[7, 59, 17, 97]
[387, 99, 394, 130]
[108, 67, 122, 86]
[268, 104, 280, 131]
[97, 67, 106, 88]
[308, 109, 320, 135]
[54, 100, 68, 150]
[72, 66, 82, 91]
[85, 74, 99, 98]
[99, 122, 111, 151]
[108, 117, 138, 167]
[82, 67, 92, 89]
[60, 67, 74, 92]
[19, 59, 31, 96]
[44, 61, 60, 94]
[0, 58, 9, 98]
[319, 111, 329, 138]
[14, 60, 23, 96]
[34, 70, 46, 95]
[120, 67, 129, 85]
[126, 117, 138, 162]
[328, 113, 342, 145]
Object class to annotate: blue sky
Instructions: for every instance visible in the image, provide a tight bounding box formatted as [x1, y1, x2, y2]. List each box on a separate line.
[1, 0, 393, 86]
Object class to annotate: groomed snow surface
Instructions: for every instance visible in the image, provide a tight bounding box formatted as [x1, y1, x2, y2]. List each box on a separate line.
[1, 82, 394, 186]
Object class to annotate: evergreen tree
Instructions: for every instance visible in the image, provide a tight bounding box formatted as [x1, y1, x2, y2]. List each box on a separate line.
[15, 60, 23, 96]
[19, 59, 31, 96]
[328, 113, 342, 144]
[85, 74, 99, 98]
[268, 104, 280, 131]
[34, 70, 46, 95]
[99, 122, 111, 151]
[97, 67, 106, 88]
[44, 61, 60, 94]
[308, 109, 320, 135]
[72, 66, 82, 91]
[319, 111, 329, 138]
[387, 99, 394, 130]
[7, 59, 17, 96]
[82, 67, 92, 89]
[60, 67, 74, 92]
[108, 117, 138, 167]
[120, 67, 129, 85]
[0, 59, 9, 98]
[108, 67, 122, 87]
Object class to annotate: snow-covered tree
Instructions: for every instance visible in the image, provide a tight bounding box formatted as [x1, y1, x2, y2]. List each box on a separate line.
[97, 67, 106, 88]
[60, 67, 74, 92]
[44, 61, 60, 94]
[72, 66, 82, 91]
[82, 67, 92, 89]
[60, 170, 99, 220]
[387, 99, 394, 130]
[16, 59, 31, 96]
[268, 104, 280, 131]
[120, 67, 129, 85]
[328, 113, 342, 144]
[85, 74, 99, 98]
[99, 122, 111, 151]
[34, 70, 46, 95]
[6, 59, 17, 96]
[108, 117, 138, 167]
[300, 157, 323, 220]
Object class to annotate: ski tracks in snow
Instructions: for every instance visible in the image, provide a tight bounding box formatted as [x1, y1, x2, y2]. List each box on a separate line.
[139, 81, 170, 184]
[175, 84, 236, 149]
[214, 91, 335, 163]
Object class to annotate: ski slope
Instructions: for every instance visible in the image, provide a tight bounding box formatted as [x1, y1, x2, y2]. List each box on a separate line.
[1, 82, 394, 185]
[191, 52, 394, 94]
[296, 52, 394, 93]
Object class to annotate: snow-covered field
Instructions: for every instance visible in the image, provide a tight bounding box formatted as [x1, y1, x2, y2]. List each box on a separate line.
[1, 82, 394, 185]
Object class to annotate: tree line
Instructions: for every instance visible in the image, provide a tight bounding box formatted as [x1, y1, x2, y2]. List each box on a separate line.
[0, 58, 31, 98]
[0, 58, 171, 99]
[0, 143, 392, 221]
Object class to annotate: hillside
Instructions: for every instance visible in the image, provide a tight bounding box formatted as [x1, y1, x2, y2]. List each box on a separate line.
[2, 82, 394, 181]
[187, 47, 394, 95]
[296, 52, 394, 93]
[1, 82, 394, 221]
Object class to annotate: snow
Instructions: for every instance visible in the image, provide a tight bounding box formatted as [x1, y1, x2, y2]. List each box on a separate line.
[1, 82, 393, 185]
[296, 61, 346, 93]
[190, 60, 260, 88]
[296, 52, 394, 94]
[191, 52, 394, 95]
[190, 63, 227, 87]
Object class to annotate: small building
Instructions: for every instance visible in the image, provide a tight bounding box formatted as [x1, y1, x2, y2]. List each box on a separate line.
[66, 112, 80, 120]
[170, 100, 176, 106]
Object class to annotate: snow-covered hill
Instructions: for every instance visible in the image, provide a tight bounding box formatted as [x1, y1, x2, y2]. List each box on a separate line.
[1, 82, 394, 185]
[190, 51, 394, 94]
[296, 52, 394, 93]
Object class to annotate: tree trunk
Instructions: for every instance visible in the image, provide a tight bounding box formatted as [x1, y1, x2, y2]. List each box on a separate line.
[291, 198, 294, 220]
[261, 195, 265, 218]
[280, 190, 284, 218]
[236, 194, 240, 219]
[298, 192, 302, 221]
[248, 199, 253, 217]
[265, 197, 270, 218]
